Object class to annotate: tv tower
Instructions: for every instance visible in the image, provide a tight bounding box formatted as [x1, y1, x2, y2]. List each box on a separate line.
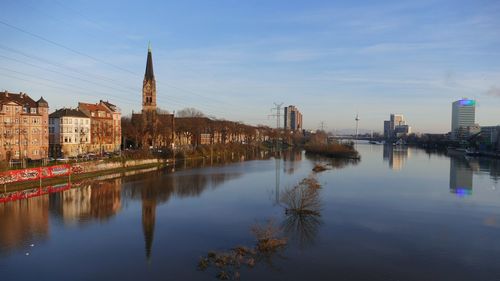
[355, 113, 360, 139]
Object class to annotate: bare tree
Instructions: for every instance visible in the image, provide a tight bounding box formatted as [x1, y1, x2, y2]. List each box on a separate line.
[176, 107, 205, 118]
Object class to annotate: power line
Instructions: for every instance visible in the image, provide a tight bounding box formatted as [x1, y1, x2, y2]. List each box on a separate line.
[0, 19, 137, 75]
[0, 17, 246, 110]
[0, 48, 232, 117]
[0, 17, 256, 120]
[269, 102, 284, 130]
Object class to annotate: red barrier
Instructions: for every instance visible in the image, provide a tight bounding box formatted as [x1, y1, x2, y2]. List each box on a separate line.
[0, 183, 72, 203]
[0, 164, 71, 185]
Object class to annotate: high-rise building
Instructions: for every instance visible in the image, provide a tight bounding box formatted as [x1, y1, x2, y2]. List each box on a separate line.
[451, 98, 476, 139]
[284, 105, 303, 131]
[383, 113, 410, 139]
[383, 120, 391, 139]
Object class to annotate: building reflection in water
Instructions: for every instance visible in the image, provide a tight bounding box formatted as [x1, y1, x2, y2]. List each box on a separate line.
[449, 156, 500, 196]
[125, 169, 243, 261]
[449, 156, 473, 196]
[0, 167, 242, 258]
[0, 195, 50, 253]
[383, 144, 409, 171]
[50, 178, 122, 224]
[282, 150, 302, 175]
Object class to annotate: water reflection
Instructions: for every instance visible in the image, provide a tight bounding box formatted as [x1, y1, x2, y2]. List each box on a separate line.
[49, 178, 122, 224]
[125, 169, 243, 260]
[0, 195, 49, 254]
[304, 153, 360, 170]
[0, 166, 243, 258]
[449, 157, 473, 196]
[282, 150, 303, 175]
[383, 144, 409, 170]
[449, 156, 500, 196]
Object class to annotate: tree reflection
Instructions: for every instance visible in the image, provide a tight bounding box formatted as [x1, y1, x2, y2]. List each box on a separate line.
[280, 176, 322, 249]
[304, 153, 360, 170]
[282, 210, 322, 249]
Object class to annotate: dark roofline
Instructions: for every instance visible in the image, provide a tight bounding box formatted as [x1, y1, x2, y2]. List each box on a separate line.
[49, 108, 89, 118]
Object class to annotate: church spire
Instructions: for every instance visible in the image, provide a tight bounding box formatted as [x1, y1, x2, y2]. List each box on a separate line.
[144, 42, 155, 81]
[142, 42, 157, 112]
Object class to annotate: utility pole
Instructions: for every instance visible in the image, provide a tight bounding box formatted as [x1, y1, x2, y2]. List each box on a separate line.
[319, 121, 326, 132]
[270, 102, 284, 130]
[269, 102, 284, 149]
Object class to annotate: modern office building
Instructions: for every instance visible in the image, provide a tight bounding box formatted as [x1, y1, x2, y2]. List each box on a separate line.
[451, 98, 476, 140]
[284, 105, 303, 131]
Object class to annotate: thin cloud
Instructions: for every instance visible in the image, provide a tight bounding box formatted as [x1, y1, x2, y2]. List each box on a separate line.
[485, 86, 500, 97]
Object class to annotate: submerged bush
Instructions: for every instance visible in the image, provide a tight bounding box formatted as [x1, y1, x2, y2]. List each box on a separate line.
[281, 176, 321, 215]
[198, 220, 287, 280]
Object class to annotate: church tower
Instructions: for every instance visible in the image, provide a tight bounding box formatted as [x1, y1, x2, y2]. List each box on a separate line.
[142, 42, 157, 112]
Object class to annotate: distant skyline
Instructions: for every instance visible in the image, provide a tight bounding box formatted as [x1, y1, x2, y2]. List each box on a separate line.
[1, 0, 499, 133]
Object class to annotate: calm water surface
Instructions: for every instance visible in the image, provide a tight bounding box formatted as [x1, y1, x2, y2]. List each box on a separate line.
[1, 143, 500, 280]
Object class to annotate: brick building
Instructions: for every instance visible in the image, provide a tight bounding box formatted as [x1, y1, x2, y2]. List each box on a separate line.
[0, 91, 49, 162]
[131, 44, 174, 150]
[78, 102, 115, 154]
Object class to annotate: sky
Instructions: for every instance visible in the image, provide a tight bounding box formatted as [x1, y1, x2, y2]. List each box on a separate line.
[0, 0, 499, 134]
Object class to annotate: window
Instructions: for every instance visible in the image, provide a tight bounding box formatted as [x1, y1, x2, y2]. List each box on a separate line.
[31, 108, 37, 114]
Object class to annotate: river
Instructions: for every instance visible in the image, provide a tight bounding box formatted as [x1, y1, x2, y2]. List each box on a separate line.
[1, 143, 500, 280]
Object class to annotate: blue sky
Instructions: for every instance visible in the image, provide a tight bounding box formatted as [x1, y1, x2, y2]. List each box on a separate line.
[1, 0, 499, 133]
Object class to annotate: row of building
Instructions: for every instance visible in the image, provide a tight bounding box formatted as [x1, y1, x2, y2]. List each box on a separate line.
[381, 98, 499, 150]
[2, 44, 302, 162]
[49, 101, 121, 158]
[383, 114, 412, 139]
[0, 90, 121, 161]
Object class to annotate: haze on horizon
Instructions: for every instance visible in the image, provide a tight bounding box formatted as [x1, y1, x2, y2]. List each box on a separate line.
[0, 0, 499, 134]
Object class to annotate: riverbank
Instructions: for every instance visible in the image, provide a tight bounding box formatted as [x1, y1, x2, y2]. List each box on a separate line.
[1, 146, 272, 194]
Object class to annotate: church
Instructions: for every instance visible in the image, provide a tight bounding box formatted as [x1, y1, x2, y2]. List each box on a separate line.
[131, 44, 175, 150]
